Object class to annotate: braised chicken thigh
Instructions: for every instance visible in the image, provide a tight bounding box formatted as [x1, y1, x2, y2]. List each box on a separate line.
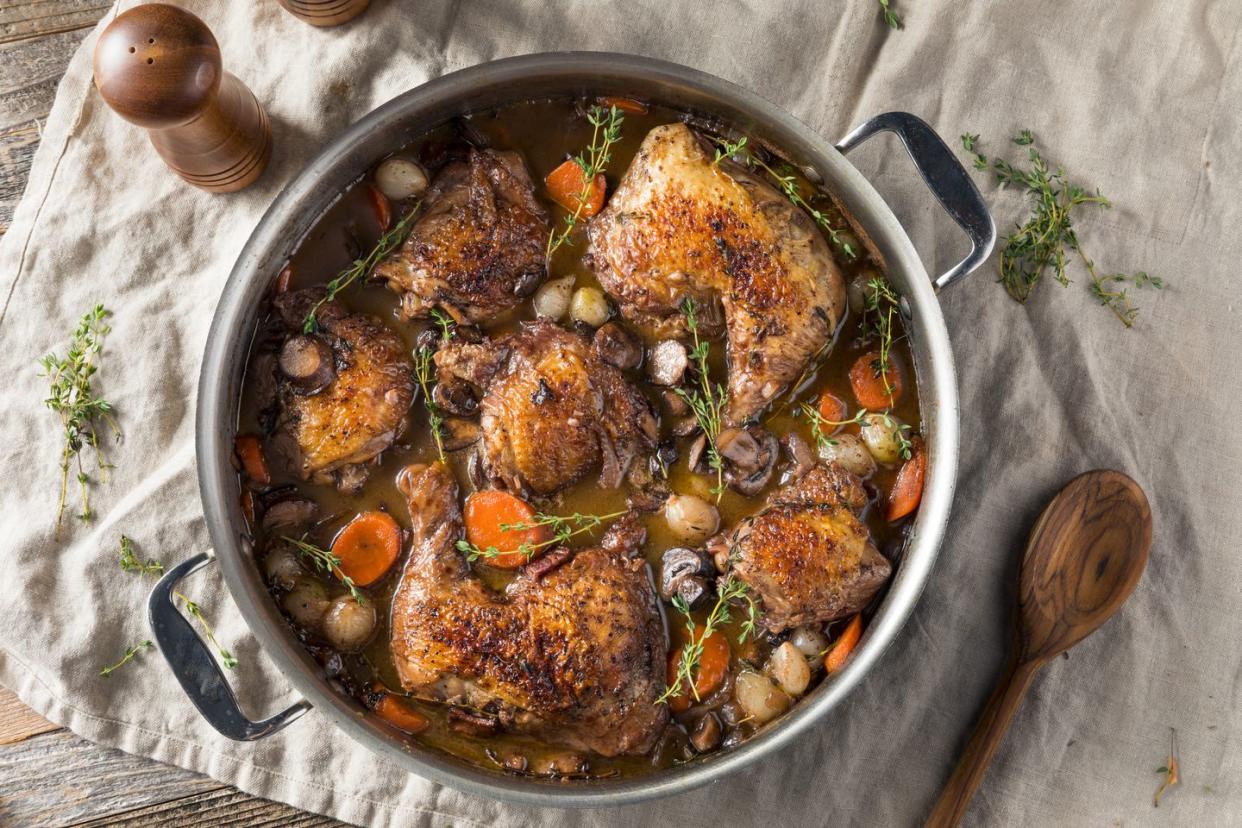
[390, 463, 668, 756]
[588, 123, 847, 423]
[435, 320, 658, 496]
[372, 148, 550, 323]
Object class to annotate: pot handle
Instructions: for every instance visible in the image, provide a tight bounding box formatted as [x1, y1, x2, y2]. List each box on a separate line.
[148, 550, 311, 741]
[836, 112, 996, 292]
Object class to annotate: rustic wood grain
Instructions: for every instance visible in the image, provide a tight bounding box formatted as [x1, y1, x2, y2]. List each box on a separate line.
[0, 687, 58, 745]
[0, 1, 112, 45]
[69, 787, 351, 827]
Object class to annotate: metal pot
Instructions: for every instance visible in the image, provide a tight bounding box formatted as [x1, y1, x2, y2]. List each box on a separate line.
[151, 52, 994, 807]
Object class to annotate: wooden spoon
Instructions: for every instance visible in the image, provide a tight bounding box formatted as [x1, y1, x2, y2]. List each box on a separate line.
[925, 469, 1152, 827]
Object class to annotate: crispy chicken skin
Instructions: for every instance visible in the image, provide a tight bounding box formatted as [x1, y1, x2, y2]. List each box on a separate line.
[587, 123, 846, 423]
[389, 463, 668, 756]
[372, 148, 550, 323]
[270, 290, 414, 489]
[435, 320, 657, 496]
[727, 462, 891, 631]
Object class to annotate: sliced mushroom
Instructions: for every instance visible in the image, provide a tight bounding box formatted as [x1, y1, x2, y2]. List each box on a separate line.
[649, 441, 678, 479]
[661, 388, 690, 416]
[686, 432, 708, 473]
[659, 546, 713, 602]
[718, 427, 762, 472]
[512, 268, 543, 299]
[261, 498, 319, 532]
[673, 416, 701, 439]
[432, 377, 479, 416]
[440, 418, 482, 451]
[647, 339, 689, 386]
[279, 335, 336, 394]
[724, 427, 779, 496]
[690, 712, 723, 753]
[592, 322, 643, 371]
[781, 431, 816, 483]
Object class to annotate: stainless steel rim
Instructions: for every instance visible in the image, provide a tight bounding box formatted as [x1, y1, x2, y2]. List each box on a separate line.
[196, 51, 960, 807]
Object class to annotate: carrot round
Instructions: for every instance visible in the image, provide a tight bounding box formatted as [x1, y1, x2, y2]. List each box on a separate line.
[233, 435, 270, 485]
[367, 184, 392, 230]
[824, 615, 863, 674]
[545, 159, 606, 217]
[374, 695, 429, 734]
[599, 96, 648, 114]
[464, 490, 551, 569]
[849, 351, 902, 410]
[667, 628, 730, 713]
[886, 439, 926, 521]
[817, 391, 848, 424]
[331, 511, 401, 586]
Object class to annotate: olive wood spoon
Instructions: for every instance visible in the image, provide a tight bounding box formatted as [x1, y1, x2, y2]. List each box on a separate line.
[925, 469, 1152, 828]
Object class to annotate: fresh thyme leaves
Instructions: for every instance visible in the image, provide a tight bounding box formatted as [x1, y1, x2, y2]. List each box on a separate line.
[173, 590, 238, 669]
[961, 131, 1164, 327]
[414, 347, 446, 462]
[454, 510, 627, 563]
[546, 104, 624, 258]
[799, 402, 868, 451]
[40, 304, 120, 530]
[303, 203, 421, 333]
[99, 640, 152, 678]
[1154, 728, 1181, 807]
[712, 136, 748, 166]
[281, 535, 366, 604]
[118, 534, 163, 576]
[429, 307, 456, 342]
[674, 298, 727, 501]
[879, 0, 902, 29]
[658, 576, 758, 705]
[860, 276, 903, 401]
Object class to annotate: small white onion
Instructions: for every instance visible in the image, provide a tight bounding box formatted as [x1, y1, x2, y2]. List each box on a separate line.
[570, 286, 611, 328]
[281, 577, 330, 630]
[734, 670, 791, 724]
[860, 412, 906, 464]
[263, 546, 303, 591]
[321, 594, 377, 652]
[533, 276, 575, 320]
[847, 269, 879, 311]
[374, 158, 428, 201]
[790, 625, 829, 659]
[664, 494, 720, 544]
[767, 641, 811, 697]
[818, 432, 878, 477]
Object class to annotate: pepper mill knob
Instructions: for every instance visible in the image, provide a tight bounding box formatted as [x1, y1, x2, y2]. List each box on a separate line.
[93, 4, 271, 193]
[277, 0, 370, 27]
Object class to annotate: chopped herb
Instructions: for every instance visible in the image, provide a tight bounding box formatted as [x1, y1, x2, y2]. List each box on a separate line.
[455, 510, 626, 563]
[303, 203, 421, 333]
[99, 640, 152, 678]
[658, 576, 758, 705]
[879, 0, 902, 29]
[173, 591, 238, 669]
[40, 304, 120, 531]
[281, 535, 366, 604]
[414, 347, 446, 462]
[962, 131, 1164, 327]
[546, 104, 624, 258]
[118, 534, 163, 576]
[1154, 728, 1180, 807]
[673, 297, 727, 500]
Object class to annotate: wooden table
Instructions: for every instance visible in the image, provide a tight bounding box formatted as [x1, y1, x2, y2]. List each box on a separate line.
[0, 4, 349, 825]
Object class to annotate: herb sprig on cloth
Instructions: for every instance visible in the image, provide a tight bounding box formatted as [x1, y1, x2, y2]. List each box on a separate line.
[879, 0, 902, 29]
[962, 131, 1164, 327]
[99, 640, 152, 678]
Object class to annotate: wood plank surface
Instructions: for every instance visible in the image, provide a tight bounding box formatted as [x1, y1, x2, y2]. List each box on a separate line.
[0, 686, 58, 745]
[69, 787, 349, 827]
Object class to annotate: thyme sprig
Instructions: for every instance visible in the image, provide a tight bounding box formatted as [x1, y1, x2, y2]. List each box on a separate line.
[118, 534, 163, 576]
[658, 576, 758, 706]
[281, 535, 366, 604]
[99, 640, 152, 678]
[173, 591, 238, 669]
[859, 276, 904, 401]
[455, 510, 627, 563]
[303, 203, 421, 333]
[673, 298, 727, 500]
[879, 0, 902, 29]
[429, 307, 456, 342]
[961, 131, 1164, 327]
[40, 304, 120, 530]
[797, 403, 912, 461]
[546, 104, 624, 258]
[712, 136, 748, 166]
[414, 347, 446, 462]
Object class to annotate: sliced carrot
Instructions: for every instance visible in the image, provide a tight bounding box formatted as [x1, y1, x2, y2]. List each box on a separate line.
[667, 628, 730, 713]
[464, 490, 551, 569]
[817, 391, 848, 424]
[544, 159, 606, 217]
[886, 439, 926, 521]
[367, 184, 392, 230]
[239, 490, 256, 527]
[274, 265, 293, 294]
[824, 615, 863, 674]
[331, 511, 401, 586]
[849, 350, 903, 410]
[374, 695, 430, 734]
[234, 435, 270, 485]
[599, 96, 648, 114]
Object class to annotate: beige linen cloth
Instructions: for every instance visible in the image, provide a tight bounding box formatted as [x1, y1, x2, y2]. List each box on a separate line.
[2, 1, 1240, 825]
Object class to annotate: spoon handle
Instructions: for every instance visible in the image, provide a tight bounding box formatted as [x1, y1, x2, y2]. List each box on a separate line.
[924, 658, 1041, 827]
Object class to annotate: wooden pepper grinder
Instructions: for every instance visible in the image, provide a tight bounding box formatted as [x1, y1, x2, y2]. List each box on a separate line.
[93, 4, 272, 193]
[276, 0, 370, 27]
